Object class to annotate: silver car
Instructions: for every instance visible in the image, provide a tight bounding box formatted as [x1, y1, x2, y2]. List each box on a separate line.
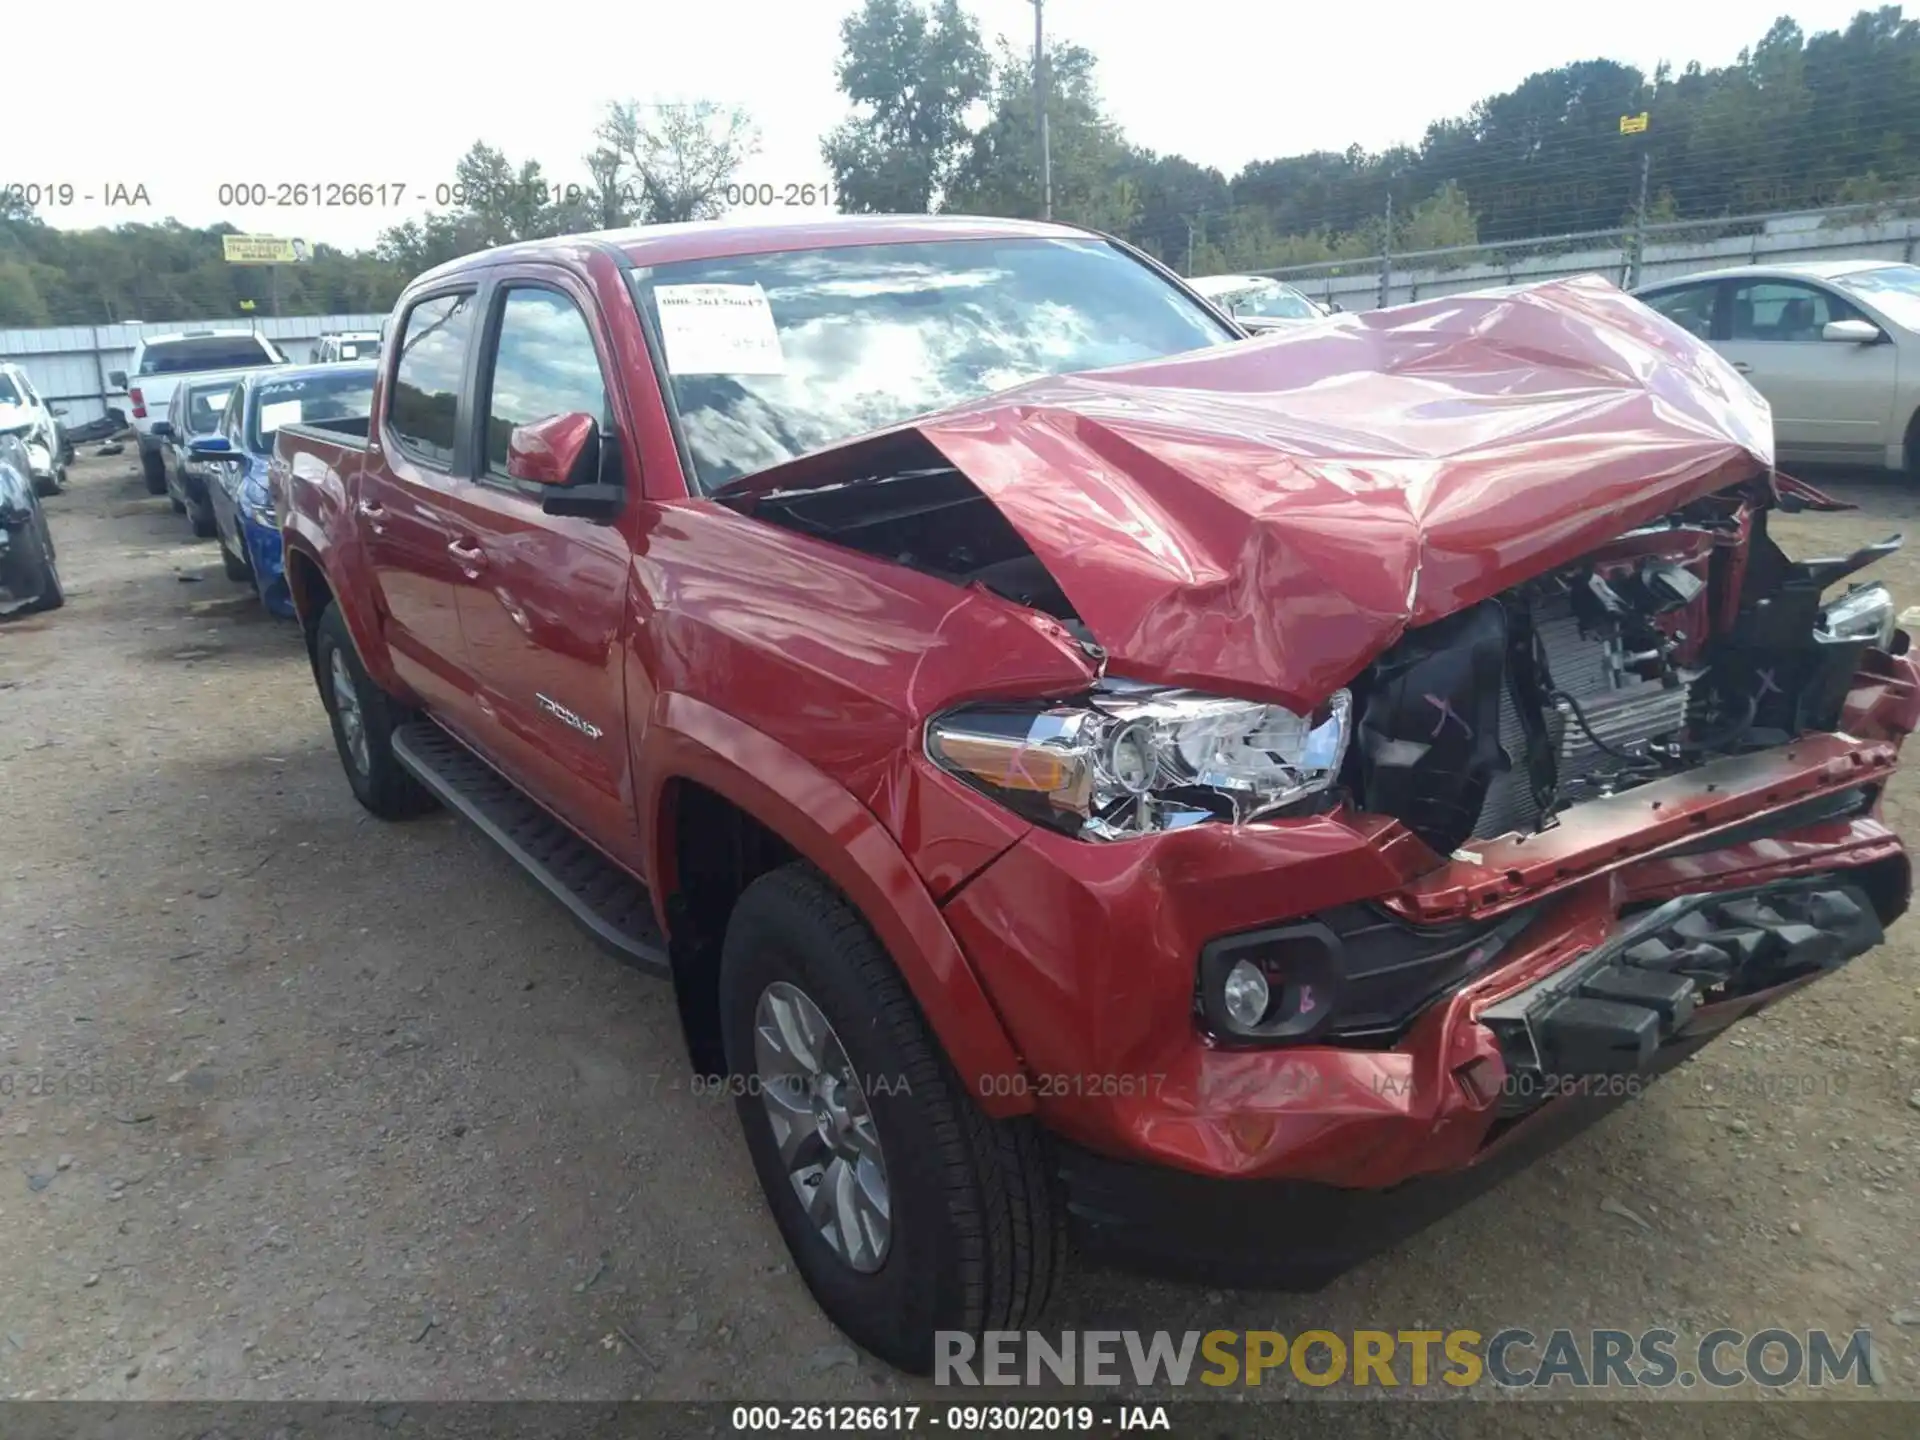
[1188, 274, 1337, 333]
[1634, 260, 1920, 473]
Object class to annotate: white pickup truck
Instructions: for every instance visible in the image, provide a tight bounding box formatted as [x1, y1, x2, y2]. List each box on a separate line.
[108, 330, 287, 493]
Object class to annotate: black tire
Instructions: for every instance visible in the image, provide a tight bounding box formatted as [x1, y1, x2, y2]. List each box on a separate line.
[188, 491, 217, 539]
[15, 508, 65, 614]
[313, 602, 435, 820]
[141, 446, 166, 494]
[719, 864, 1062, 1374]
[31, 463, 62, 497]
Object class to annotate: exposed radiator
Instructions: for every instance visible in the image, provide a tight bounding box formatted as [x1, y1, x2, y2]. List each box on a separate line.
[1471, 606, 1691, 841]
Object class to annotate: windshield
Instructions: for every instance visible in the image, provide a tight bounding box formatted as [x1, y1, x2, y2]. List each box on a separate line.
[248, 369, 377, 452]
[1226, 283, 1320, 321]
[1833, 265, 1920, 330]
[627, 236, 1235, 490]
[0, 375, 20, 405]
[336, 339, 381, 361]
[140, 337, 278, 375]
[185, 385, 233, 434]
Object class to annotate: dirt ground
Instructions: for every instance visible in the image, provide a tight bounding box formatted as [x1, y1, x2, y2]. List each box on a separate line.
[0, 450, 1916, 1421]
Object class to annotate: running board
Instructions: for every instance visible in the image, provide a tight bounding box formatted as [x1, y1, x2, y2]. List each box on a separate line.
[390, 721, 670, 974]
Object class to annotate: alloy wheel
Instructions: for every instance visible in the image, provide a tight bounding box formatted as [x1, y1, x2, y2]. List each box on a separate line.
[753, 980, 892, 1272]
[329, 647, 370, 777]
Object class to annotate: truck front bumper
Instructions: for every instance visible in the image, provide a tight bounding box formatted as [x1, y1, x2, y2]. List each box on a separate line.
[1044, 868, 1898, 1287]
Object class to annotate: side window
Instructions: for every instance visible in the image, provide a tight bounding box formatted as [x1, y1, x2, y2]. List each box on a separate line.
[480, 288, 610, 477]
[388, 292, 477, 466]
[222, 384, 245, 441]
[1643, 283, 1718, 340]
[1728, 281, 1860, 342]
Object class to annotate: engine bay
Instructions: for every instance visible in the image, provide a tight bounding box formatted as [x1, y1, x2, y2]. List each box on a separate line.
[1351, 481, 1907, 855]
[730, 448, 1906, 858]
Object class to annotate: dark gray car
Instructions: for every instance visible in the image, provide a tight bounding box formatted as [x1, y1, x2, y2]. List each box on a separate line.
[0, 434, 63, 618]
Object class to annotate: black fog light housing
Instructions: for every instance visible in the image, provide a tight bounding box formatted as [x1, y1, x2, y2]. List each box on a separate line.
[1197, 921, 1345, 1043]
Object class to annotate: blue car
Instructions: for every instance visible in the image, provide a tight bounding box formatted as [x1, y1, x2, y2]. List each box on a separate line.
[193, 363, 376, 618]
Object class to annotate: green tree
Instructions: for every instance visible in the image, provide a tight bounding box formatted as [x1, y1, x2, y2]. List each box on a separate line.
[823, 0, 990, 213]
[945, 40, 1136, 232]
[597, 101, 759, 223]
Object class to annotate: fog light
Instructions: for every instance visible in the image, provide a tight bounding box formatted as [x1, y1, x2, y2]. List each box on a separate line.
[1221, 959, 1271, 1029]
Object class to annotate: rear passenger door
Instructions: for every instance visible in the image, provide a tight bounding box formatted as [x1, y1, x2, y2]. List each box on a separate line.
[438, 272, 640, 862]
[360, 289, 483, 717]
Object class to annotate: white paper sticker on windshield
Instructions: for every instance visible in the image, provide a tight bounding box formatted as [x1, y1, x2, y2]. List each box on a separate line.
[203, 392, 230, 411]
[259, 400, 303, 432]
[654, 283, 786, 375]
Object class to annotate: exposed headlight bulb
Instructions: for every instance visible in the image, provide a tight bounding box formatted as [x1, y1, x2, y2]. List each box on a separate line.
[1105, 721, 1157, 794]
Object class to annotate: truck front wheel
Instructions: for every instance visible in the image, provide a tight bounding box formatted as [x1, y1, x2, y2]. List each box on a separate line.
[718, 864, 1062, 1374]
[314, 603, 435, 820]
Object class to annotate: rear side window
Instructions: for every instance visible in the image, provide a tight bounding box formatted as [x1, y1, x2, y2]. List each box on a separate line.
[138, 336, 279, 374]
[388, 293, 476, 466]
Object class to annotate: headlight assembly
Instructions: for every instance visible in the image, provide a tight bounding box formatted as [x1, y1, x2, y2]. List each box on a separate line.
[926, 682, 1351, 840]
[1817, 581, 1895, 649]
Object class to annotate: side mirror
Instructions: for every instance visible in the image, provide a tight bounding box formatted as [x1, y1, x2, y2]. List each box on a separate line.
[506, 411, 599, 486]
[107, 369, 128, 390]
[150, 421, 174, 438]
[51, 406, 68, 418]
[1822, 318, 1882, 344]
[189, 435, 234, 457]
[1323, 300, 1345, 314]
[508, 411, 623, 521]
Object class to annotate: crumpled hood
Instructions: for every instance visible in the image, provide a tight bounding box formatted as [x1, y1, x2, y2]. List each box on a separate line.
[733, 274, 1774, 710]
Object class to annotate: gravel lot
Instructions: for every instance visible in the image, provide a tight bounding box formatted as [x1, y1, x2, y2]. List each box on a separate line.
[1, 450, 1917, 1421]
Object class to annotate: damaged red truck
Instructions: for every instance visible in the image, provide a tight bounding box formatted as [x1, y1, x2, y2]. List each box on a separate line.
[273, 216, 1919, 1374]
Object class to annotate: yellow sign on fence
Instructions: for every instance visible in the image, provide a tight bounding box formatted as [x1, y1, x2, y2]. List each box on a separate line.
[221, 235, 313, 264]
[1619, 112, 1650, 135]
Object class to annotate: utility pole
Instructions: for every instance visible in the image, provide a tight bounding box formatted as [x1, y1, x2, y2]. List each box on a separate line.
[1185, 215, 1197, 276]
[1627, 150, 1653, 288]
[1618, 108, 1653, 287]
[1030, 0, 1052, 220]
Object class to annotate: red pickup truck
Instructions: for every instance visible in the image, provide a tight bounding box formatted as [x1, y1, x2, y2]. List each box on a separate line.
[274, 216, 1918, 1374]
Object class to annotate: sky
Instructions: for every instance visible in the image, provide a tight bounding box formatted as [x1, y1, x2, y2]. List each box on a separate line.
[10, 0, 1884, 251]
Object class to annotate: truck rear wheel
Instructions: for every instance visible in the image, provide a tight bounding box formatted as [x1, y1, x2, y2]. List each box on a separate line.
[141, 446, 166, 495]
[313, 603, 435, 820]
[718, 864, 1062, 1374]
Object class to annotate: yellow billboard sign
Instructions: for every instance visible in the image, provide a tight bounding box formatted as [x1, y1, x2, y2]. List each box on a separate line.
[221, 235, 313, 264]
[1619, 112, 1650, 135]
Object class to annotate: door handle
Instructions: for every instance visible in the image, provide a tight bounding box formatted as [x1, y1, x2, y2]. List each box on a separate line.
[355, 498, 386, 534]
[447, 538, 489, 573]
